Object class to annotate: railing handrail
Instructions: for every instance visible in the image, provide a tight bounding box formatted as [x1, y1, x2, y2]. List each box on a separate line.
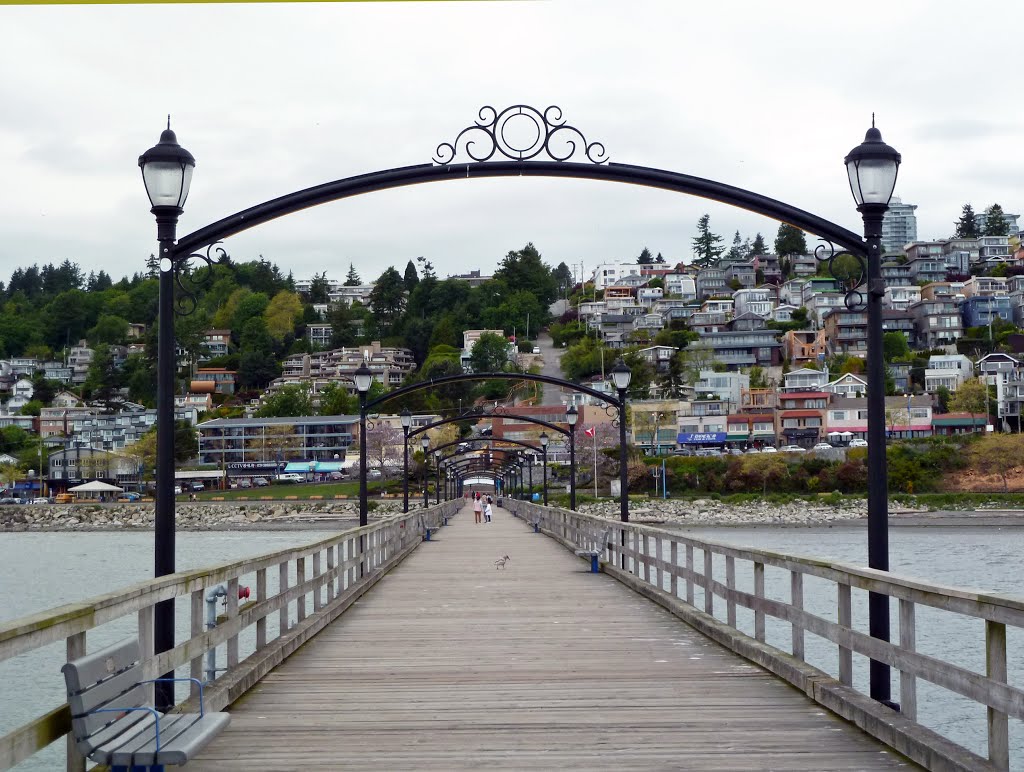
[0, 513, 409, 657]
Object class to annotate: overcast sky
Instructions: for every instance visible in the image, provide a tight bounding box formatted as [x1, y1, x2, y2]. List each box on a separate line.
[1, 1, 1021, 287]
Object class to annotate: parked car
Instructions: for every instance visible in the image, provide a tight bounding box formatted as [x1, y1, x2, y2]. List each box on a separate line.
[276, 473, 304, 483]
[253, 477, 269, 487]
[30, 497, 51, 505]
[367, 469, 383, 479]
[173, 485, 183, 495]
[54, 493, 74, 504]
[238, 479, 252, 489]
[780, 445, 806, 453]
[760, 446, 778, 453]
[849, 438, 868, 448]
[728, 448, 744, 456]
[532, 346, 541, 354]
[189, 481, 205, 492]
[328, 470, 346, 480]
[744, 447, 761, 454]
[812, 442, 834, 451]
[119, 492, 142, 502]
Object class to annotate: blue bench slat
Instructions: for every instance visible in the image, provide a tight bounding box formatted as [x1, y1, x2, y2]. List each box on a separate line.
[107, 713, 230, 767]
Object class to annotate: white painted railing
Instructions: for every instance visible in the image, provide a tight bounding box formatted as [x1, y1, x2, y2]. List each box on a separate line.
[508, 500, 1022, 772]
[0, 501, 459, 771]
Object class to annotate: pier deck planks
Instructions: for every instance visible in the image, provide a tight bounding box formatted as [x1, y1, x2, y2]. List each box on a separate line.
[188, 505, 912, 770]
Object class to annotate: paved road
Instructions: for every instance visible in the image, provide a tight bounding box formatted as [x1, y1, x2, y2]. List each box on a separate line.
[534, 330, 565, 407]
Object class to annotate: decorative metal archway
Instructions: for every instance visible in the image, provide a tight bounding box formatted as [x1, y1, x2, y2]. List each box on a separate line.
[147, 104, 894, 710]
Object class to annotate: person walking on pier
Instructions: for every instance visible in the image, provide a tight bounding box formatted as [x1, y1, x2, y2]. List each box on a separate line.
[473, 492, 483, 524]
[484, 496, 493, 523]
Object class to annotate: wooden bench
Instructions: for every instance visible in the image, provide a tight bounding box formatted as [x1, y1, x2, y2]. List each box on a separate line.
[574, 528, 610, 573]
[62, 638, 230, 771]
[529, 514, 542, 533]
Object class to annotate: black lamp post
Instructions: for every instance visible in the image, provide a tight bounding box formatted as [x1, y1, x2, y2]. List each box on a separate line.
[139, 120, 195, 712]
[566, 404, 578, 510]
[539, 432, 549, 505]
[610, 359, 633, 522]
[846, 119, 901, 709]
[353, 362, 374, 528]
[400, 408, 412, 513]
[420, 435, 430, 508]
[434, 450, 441, 505]
[526, 451, 534, 499]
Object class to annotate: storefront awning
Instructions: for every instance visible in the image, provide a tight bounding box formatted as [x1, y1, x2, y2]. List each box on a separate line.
[284, 461, 314, 473]
[314, 461, 343, 473]
[678, 432, 727, 444]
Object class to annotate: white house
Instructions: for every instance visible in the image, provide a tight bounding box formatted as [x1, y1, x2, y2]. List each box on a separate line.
[924, 354, 973, 393]
[825, 373, 868, 398]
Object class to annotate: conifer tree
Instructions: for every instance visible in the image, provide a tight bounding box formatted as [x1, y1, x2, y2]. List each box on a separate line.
[954, 203, 980, 238]
[691, 215, 724, 268]
[344, 263, 362, 286]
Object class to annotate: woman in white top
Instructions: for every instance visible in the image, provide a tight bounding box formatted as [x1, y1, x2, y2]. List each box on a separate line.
[483, 498, 493, 523]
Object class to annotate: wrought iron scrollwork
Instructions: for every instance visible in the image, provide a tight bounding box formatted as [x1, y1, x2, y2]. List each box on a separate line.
[600, 402, 622, 428]
[814, 239, 868, 312]
[172, 242, 229, 317]
[433, 105, 608, 165]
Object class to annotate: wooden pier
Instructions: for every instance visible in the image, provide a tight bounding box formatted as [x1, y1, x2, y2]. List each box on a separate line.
[186, 505, 910, 770]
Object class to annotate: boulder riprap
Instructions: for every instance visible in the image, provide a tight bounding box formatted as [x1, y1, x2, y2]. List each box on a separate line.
[577, 498, 866, 526]
[0, 500, 410, 532]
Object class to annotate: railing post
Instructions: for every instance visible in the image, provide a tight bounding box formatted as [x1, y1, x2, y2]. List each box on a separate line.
[190, 588, 204, 696]
[325, 546, 335, 603]
[256, 568, 267, 649]
[313, 550, 323, 612]
[725, 556, 736, 628]
[703, 550, 713, 615]
[986, 620, 1009, 770]
[296, 557, 306, 623]
[226, 577, 239, 669]
[899, 599, 916, 721]
[66, 632, 87, 772]
[838, 583, 852, 686]
[670, 541, 679, 599]
[685, 544, 694, 606]
[754, 562, 765, 643]
[279, 560, 289, 635]
[791, 572, 804, 661]
[137, 604, 155, 692]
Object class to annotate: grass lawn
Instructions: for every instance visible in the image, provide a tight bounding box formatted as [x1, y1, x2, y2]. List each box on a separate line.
[191, 480, 405, 502]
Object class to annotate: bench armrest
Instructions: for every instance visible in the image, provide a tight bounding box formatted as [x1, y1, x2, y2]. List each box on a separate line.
[88, 706, 162, 752]
[141, 677, 205, 715]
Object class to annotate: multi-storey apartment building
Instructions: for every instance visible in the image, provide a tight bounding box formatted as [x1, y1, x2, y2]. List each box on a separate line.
[822, 309, 867, 357]
[880, 196, 917, 253]
[198, 415, 360, 467]
[924, 354, 973, 393]
[882, 285, 921, 311]
[732, 288, 775, 318]
[960, 295, 1013, 329]
[910, 298, 963, 348]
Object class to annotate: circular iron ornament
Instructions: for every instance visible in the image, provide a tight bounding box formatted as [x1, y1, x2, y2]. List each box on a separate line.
[599, 402, 622, 428]
[433, 104, 609, 165]
[814, 239, 868, 313]
[173, 243, 228, 317]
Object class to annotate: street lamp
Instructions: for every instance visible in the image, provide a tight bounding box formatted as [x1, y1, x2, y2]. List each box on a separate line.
[526, 451, 534, 500]
[400, 408, 412, 513]
[353, 361, 374, 528]
[610, 359, 632, 522]
[566, 404, 578, 510]
[420, 435, 430, 508]
[845, 118, 900, 709]
[434, 450, 441, 505]
[139, 120, 195, 712]
[539, 432, 549, 506]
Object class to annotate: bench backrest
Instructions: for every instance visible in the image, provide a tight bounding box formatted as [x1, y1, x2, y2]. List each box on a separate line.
[62, 638, 150, 752]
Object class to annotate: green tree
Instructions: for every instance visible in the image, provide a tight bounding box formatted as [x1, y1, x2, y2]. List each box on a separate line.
[637, 247, 654, 264]
[493, 243, 557, 309]
[30, 375, 57, 406]
[308, 272, 330, 303]
[950, 377, 988, 430]
[230, 291, 270, 337]
[725, 230, 745, 262]
[238, 317, 279, 389]
[83, 343, 124, 412]
[774, 224, 807, 257]
[18, 400, 43, 417]
[344, 263, 362, 287]
[882, 331, 911, 362]
[552, 262, 574, 293]
[954, 204, 980, 238]
[655, 252, 666, 264]
[318, 383, 357, 416]
[429, 314, 460, 349]
[257, 383, 313, 417]
[328, 302, 357, 348]
[691, 214, 724, 268]
[469, 332, 511, 373]
[368, 267, 407, 334]
[264, 290, 303, 342]
[983, 204, 1009, 236]
[88, 314, 129, 345]
[403, 260, 419, 292]
[750, 233, 768, 255]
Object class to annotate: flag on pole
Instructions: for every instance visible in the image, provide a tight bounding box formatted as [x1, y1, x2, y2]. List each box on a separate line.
[584, 426, 596, 438]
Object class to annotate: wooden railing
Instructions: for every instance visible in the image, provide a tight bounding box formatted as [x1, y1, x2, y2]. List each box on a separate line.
[0, 501, 459, 771]
[508, 500, 1022, 772]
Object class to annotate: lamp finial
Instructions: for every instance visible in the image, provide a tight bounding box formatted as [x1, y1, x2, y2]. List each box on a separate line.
[871, 112, 875, 129]
[167, 114, 171, 130]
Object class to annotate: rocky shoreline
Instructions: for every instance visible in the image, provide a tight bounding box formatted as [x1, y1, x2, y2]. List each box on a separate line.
[0, 501, 410, 532]
[577, 499, 869, 527]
